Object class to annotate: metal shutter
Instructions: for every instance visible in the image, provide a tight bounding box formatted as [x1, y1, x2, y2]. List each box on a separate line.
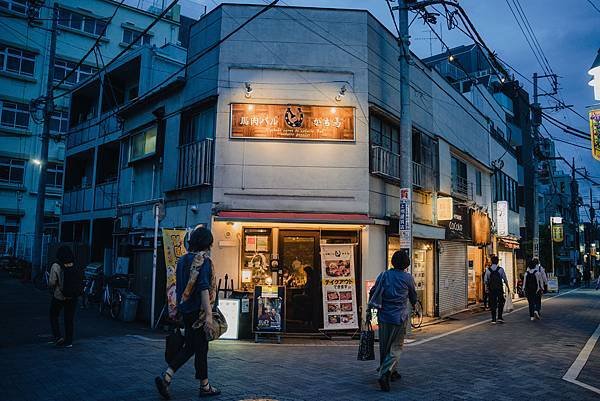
[439, 241, 468, 317]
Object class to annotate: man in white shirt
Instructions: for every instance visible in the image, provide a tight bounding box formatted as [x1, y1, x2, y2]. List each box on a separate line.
[484, 256, 511, 324]
[532, 258, 548, 314]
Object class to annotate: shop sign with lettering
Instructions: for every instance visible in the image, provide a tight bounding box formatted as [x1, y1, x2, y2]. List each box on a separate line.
[230, 104, 355, 141]
[440, 203, 472, 241]
[588, 109, 600, 161]
[496, 201, 509, 237]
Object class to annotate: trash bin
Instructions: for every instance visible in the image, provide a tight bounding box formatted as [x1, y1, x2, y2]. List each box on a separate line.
[119, 292, 141, 322]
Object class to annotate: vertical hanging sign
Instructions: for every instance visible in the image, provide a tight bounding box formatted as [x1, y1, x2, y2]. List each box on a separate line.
[162, 229, 187, 318]
[399, 188, 412, 249]
[320, 244, 358, 330]
[588, 109, 600, 161]
[496, 201, 509, 237]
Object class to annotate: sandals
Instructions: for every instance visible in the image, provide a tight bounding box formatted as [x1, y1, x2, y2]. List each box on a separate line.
[155, 376, 171, 400]
[199, 383, 221, 397]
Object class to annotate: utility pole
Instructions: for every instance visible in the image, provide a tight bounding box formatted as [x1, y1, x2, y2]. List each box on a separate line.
[32, 2, 58, 276]
[571, 157, 580, 267]
[394, 0, 413, 261]
[531, 73, 541, 260]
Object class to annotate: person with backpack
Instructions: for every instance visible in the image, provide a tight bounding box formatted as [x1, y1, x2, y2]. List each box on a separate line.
[155, 226, 221, 399]
[48, 245, 82, 348]
[369, 250, 417, 392]
[484, 255, 511, 324]
[522, 260, 544, 321]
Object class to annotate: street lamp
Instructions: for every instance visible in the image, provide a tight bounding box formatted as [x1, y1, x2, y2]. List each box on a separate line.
[31, 159, 41, 166]
[588, 48, 600, 101]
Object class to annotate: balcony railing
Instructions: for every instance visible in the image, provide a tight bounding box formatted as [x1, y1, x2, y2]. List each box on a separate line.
[371, 145, 400, 182]
[94, 181, 118, 210]
[62, 187, 93, 214]
[177, 138, 213, 189]
[412, 161, 436, 191]
[67, 114, 122, 148]
[452, 175, 473, 199]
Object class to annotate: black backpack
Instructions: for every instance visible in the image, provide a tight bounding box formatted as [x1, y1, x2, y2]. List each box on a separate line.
[61, 263, 84, 298]
[525, 271, 538, 295]
[488, 267, 503, 293]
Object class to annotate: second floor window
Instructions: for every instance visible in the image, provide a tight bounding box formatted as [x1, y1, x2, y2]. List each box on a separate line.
[451, 156, 468, 195]
[57, 7, 107, 36]
[0, 45, 35, 77]
[46, 162, 64, 188]
[122, 28, 151, 46]
[476, 171, 482, 196]
[53, 59, 97, 85]
[370, 114, 400, 154]
[494, 170, 517, 212]
[0, 0, 35, 15]
[0, 100, 29, 129]
[0, 157, 25, 185]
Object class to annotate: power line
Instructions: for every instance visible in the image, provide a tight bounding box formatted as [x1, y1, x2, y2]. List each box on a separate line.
[587, 0, 600, 14]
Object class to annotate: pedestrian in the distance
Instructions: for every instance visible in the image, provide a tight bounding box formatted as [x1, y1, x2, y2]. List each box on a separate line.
[484, 255, 511, 324]
[48, 245, 82, 348]
[155, 226, 221, 399]
[373, 250, 417, 392]
[523, 260, 544, 321]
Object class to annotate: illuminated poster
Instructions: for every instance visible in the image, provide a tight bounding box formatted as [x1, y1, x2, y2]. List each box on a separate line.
[588, 109, 600, 161]
[230, 104, 355, 141]
[162, 229, 187, 319]
[320, 244, 358, 330]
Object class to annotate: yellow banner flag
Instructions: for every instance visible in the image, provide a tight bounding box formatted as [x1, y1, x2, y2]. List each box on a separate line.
[589, 109, 600, 161]
[162, 229, 187, 318]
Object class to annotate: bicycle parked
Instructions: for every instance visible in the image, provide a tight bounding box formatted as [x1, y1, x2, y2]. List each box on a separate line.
[100, 274, 133, 319]
[411, 299, 423, 329]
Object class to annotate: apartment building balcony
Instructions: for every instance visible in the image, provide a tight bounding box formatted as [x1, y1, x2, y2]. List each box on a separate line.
[412, 162, 436, 192]
[177, 139, 213, 189]
[94, 181, 118, 210]
[371, 145, 400, 182]
[452, 176, 474, 200]
[62, 187, 93, 214]
[67, 113, 122, 150]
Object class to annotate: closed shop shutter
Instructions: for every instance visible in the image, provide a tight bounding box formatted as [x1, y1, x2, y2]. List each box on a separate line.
[439, 241, 467, 317]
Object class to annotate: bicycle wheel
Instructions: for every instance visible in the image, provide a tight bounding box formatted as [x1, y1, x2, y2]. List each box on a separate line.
[411, 301, 423, 329]
[110, 289, 122, 319]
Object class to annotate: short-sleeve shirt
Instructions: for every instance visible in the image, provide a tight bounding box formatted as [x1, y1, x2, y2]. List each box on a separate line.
[176, 253, 212, 314]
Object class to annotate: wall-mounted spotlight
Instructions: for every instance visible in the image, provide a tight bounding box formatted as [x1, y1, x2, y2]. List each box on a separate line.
[244, 82, 253, 98]
[335, 85, 347, 102]
[448, 54, 455, 62]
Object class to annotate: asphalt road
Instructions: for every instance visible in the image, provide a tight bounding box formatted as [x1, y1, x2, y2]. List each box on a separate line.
[1, 271, 599, 401]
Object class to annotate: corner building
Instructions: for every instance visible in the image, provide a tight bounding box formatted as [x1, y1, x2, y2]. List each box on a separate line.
[62, 4, 517, 327]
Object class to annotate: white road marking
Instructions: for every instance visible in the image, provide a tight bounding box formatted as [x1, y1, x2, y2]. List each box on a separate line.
[562, 322, 600, 396]
[406, 288, 579, 347]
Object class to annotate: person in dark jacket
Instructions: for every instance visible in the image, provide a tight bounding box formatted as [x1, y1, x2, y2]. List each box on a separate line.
[522, 260, 544, 321]
[48, 246, 78, 348]
[483, 255, 511, 324]
[155, 226, 220, 399]
[375, 250, 417, 392]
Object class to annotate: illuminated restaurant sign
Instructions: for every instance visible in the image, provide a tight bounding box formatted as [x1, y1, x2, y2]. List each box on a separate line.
[230, 103, 355, 141]
[589, 109, 600, 161]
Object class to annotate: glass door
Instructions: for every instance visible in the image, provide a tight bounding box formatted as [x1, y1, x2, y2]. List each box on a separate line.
[279, 231, 320, 332]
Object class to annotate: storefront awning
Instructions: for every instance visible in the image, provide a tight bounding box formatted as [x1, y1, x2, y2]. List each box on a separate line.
[498, 237, 520, 249]
[215, 211, 373, 225]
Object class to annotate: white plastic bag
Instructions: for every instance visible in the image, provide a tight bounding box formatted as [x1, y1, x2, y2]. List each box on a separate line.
[503, 294, 514, 313]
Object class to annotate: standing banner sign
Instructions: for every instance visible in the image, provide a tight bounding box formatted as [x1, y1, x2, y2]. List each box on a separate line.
[320, 244, 358, 330]
[162, 229, 187, 319]
[399, 188, 412, 249]
[496, 201, 509, 237]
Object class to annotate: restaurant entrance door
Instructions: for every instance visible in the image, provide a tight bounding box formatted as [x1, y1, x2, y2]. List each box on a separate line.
[279, 231, 322, 332]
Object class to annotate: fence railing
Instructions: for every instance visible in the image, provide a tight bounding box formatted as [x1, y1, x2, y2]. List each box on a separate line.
[62, 187, 93, 214]
[0, 233, 50, 268]
[94, 181, 118, 210]
[371, 145, 400, 182]
[412, 161, 436, 191]
[452, 175, 473, 199]
[177, 138, 213, 189]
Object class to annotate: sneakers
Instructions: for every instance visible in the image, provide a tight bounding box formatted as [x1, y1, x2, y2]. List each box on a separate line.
[530, 317, 535, 321]
[497, 318, 505, 324]
[54, 337, 65, 346]
[534, 311, 541, 320]
[491, 320, 497, 324]
[63, 343, 73, 348]
[155, 376, 171, 400]
[378, 371, 391, 392]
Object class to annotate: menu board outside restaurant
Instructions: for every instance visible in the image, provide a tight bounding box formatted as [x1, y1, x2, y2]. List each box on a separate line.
[230, 103, 355, 141]
[320, 244, 358, 330]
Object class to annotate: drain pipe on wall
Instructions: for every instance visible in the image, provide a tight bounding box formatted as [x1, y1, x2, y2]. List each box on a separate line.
[151, 202, 160, 328]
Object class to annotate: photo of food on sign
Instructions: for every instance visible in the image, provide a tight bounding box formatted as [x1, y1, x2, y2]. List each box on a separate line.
[328, 315, 341, 324]
[340, 302, 353, 312]
[341, 314, 355, 324]
[339, 291, 352, 301]
[325, 259, 351, 277]
[327, 291, 339, 301]
[327, 303, 340, 312]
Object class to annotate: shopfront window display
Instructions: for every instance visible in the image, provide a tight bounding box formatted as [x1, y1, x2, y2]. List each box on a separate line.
[241, 228, 272, 291]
